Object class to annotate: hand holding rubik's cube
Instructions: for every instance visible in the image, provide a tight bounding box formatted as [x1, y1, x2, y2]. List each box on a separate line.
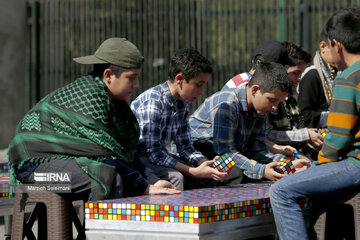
[285, 148, 299, 160]
[212, 153, 235, 173]
[318, 128, 329, 138]
[274, 158, 296, 175]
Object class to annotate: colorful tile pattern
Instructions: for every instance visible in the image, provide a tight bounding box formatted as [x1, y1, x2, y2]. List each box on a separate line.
[274, 158, 296, 175]
[85, 184, 279, 223]
[212, 153, 235, 172]
[0, 175, 9, 198]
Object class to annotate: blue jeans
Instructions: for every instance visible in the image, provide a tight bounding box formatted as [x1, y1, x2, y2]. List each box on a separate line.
[269, 159, 360, 240]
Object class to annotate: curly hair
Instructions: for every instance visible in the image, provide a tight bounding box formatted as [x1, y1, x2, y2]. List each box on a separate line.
[283, 41, 312, 65]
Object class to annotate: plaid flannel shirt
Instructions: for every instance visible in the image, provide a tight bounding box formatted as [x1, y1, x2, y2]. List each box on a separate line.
[189, 85, 280, 179]
[131, 82, 204, 168]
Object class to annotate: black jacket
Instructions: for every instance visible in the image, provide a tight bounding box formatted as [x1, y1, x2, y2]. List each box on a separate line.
[298, 69, 329, 128]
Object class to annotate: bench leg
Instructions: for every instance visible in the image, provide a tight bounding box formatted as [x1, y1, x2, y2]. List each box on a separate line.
[4, 215, 12, 239]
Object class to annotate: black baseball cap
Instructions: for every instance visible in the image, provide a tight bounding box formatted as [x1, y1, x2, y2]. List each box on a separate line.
[254, 40, 296, 66]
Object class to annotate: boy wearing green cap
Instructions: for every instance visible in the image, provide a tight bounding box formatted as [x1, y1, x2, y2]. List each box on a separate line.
[8, 38, 179, 201]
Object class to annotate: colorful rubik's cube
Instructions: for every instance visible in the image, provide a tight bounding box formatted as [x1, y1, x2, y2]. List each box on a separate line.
[318, 128, 329, 137]
[212, 153, 235, 172]
[0, 158, 8, 173]
[0, 162, 8, 173]
[274, 158, 296, 175]
[285, 148, 299, 160]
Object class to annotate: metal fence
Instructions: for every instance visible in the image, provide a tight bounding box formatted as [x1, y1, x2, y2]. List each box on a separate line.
[27, 0, 360, 111]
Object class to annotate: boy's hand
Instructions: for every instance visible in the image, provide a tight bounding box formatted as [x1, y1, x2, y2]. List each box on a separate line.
[144, 184, 181, 195]
[308, 128, 324, 147]
[191, 159, 228, 181]
[292, 159, 312, 172]
[274, 144, 296, 156]
[153, 180, 179, 190]
[263, 161, 286, 181]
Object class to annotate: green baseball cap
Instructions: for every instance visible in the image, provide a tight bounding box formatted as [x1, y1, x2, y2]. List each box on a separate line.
[73, 37, 144, 68]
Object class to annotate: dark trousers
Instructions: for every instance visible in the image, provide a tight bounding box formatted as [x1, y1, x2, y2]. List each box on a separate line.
[20, 158, 148, 201]
[19, 159, 92, 201]
[138, 154, 217, 191]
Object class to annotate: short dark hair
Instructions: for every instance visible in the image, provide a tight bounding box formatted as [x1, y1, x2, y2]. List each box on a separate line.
[319, 27, 328, 43]
[283, 41, 312, 65]
[249, 62, 291, 94]
[90, 64, 127, 78]
[168, 48, 212, 82]
[325, 7, 360, 53]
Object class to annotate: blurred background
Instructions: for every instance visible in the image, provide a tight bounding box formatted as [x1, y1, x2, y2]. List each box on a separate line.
[1, 0, 359, 149]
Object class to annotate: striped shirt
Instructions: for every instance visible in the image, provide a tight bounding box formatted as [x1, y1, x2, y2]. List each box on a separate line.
[318, 61, 360, 168]
[130, 82, 204, 168]
[190, 84, 280, 179]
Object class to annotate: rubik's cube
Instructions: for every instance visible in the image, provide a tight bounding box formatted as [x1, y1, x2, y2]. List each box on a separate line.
[285, 148, 299, 160]
[274, 158, 296, 175]
[318, 128, 329, 137]
[212, 153, 235, 173]
[0, 158, 8, 173]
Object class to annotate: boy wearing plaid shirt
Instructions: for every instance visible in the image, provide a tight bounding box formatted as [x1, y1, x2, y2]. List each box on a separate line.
[131, 48, 227, 190]
[189, 62, 311, 183]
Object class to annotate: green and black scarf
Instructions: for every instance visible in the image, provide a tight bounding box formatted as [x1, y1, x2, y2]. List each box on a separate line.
[8, 75, 139, 199]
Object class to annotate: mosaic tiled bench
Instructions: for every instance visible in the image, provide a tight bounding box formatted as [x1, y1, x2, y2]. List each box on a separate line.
[0, 175, 9, 198]
[0, 173, 12, 239]
[85, 183, 295, 240]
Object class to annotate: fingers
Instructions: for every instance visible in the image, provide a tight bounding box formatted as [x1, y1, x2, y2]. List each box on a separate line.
[268, 161, 280, 168]
[212, 169, 228, 179]
[162, 188, 181, 195]
[150, 185, 181, 195]
[267, 171, 285, 181]
[213, 155, 220, 161]
[203, 159, 216, 166]
[212, 172, 228, 181]
[284, 146, 296, 152]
